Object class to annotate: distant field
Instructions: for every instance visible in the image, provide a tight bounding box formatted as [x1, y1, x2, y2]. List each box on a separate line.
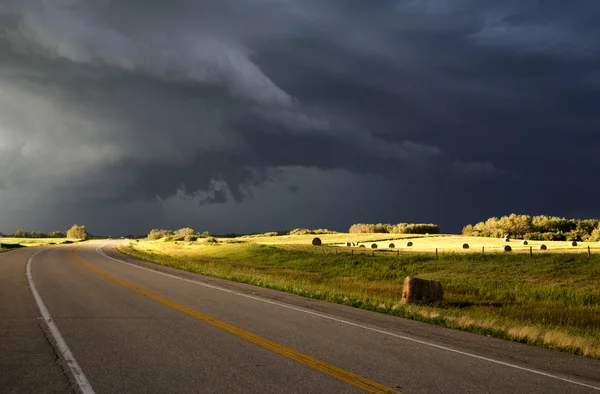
[119, 234, 600, 359]
[0, 237, 81, 253]
[240, 233, 600, 255]
[335, 234, 600, 254]
[236, 232, 425, 245]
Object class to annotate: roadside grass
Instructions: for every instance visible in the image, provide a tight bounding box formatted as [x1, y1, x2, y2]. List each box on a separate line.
[0, 237, 82, 253]
[119, 237, 600, 359]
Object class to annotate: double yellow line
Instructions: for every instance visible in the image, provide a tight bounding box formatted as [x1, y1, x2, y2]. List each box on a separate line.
[70, 248, 401, 394]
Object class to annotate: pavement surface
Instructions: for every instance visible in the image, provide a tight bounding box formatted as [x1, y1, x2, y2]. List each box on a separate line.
[1, 241, 599, 394]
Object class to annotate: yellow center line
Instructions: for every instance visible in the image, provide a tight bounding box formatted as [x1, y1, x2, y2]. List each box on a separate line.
[69, 248, 402, 394]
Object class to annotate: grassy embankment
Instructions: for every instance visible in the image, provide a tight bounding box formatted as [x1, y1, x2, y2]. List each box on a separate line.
[0, 237, 82, 253]
[119, 234, 600, 359]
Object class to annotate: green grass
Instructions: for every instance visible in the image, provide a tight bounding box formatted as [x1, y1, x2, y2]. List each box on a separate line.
[119, 236, 600, 359]
[0, 237, 82, 253]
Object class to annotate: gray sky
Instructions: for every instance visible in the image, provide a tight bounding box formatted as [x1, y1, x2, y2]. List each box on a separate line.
[1, 0, 599, 236]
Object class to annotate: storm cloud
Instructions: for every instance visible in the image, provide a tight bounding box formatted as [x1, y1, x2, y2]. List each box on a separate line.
[0, 0, 599, 235]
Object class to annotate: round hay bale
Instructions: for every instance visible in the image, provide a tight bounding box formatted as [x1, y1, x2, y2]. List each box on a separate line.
[346, 242, 352, 247]
[389, 243, 395, 248]
[538, 244, 547, 250]
[425, 233, 429, 236]
[502, 245, 512, 252]
[521, 240, 528, 246]
[406, 241, 413, 247]
[312, 237, 322, 246]
[503, 236, 510, 242]
[569, 241, 578, 247]
[462, 243, 469, 249]
[359, 245, 366, 248]
[371, 243, 378, 249]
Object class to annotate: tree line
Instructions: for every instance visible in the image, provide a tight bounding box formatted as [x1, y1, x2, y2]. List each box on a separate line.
[349, 223, 440, 234]
[462, 214, 600, 241]
[10, 224, 89, 240]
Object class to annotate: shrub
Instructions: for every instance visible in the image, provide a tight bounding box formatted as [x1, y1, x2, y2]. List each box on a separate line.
[184, 234, 199, 242]
[288, 228, 337, 235]
[66, 224, 88, 240]
[147, 229, 173, 240]
[172, 227, 197, 241]
[591, 226, 600, 242]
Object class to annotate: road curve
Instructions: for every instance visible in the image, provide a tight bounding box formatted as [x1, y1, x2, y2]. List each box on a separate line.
[1, 241, 599, 393]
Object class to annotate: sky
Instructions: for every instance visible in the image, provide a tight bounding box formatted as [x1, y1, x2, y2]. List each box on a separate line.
[1, 0, 599, 236]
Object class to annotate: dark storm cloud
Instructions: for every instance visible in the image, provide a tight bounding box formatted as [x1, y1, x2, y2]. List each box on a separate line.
[0, 0, 599, 234]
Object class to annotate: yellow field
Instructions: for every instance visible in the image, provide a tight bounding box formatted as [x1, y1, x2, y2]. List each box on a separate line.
[236, 232, 433, 245]
[1, 237, 81, 248]
[233, 233, 600, 255]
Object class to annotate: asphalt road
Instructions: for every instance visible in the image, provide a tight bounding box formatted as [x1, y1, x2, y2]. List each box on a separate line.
[1, 242, 599, 394]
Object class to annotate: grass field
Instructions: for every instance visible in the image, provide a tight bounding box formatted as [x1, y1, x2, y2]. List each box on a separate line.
[0, 237, 81, 253]
[119, 234, 600, 359]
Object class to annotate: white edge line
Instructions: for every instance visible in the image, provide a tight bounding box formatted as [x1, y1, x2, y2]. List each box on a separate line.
[95, 244, 600, 391]
[28, 249, 95, 394]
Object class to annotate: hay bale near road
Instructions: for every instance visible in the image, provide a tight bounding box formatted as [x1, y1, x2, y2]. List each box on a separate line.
[389, 243, 395, 248]
[539, 244, 547, 250]
[406, 241, 413, 247]
[312, 237, 322, 246]
[569, 241, 578, 247]
[346, 242, 352, 247]
[371, 243, 378, 249]
[401, 276, 444, 305]
[502, 245, 512, 252]
[462, 243, 469, 249]
[359, 245, 366, 248]
[521, 240, 528, 245]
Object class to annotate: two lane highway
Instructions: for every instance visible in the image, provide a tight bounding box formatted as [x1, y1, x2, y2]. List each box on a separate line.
[2, 242, 599, 393]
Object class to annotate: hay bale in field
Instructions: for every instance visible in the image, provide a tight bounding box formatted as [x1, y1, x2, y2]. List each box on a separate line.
[406, 241, 413, 247]
[359, 244, 366, 248]
[312, 237, 322, 246]
[503, 236, 510, 242]
[539, 244, 547, 250]
[521, 240, 528, 245]
[371, 243, 378, 249]
[401, 276, 444, 305]
[346, 242, 352, 247]
[389, 243, 395, 248]
[569, 241, 578, 247]
[502, 245, 512, 252]
[462, 243, 469, 249]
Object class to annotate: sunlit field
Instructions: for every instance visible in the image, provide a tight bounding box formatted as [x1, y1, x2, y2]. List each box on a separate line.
[119, 233, 600, 359]
[0, 237, 81, 252]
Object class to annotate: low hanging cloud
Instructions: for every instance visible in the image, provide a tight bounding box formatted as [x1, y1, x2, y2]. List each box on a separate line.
[0, 0, 599, 234]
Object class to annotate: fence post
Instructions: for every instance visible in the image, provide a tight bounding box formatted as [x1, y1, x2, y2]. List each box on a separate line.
[397, 250, 400, 257]
[588, 246, 591, 259]
[435, 248, 438, 258]
[530, 246, 533, 257]
[351, 250, 354, 257]
[482, 246, 485, 256]
[372, 250, 375, 257]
